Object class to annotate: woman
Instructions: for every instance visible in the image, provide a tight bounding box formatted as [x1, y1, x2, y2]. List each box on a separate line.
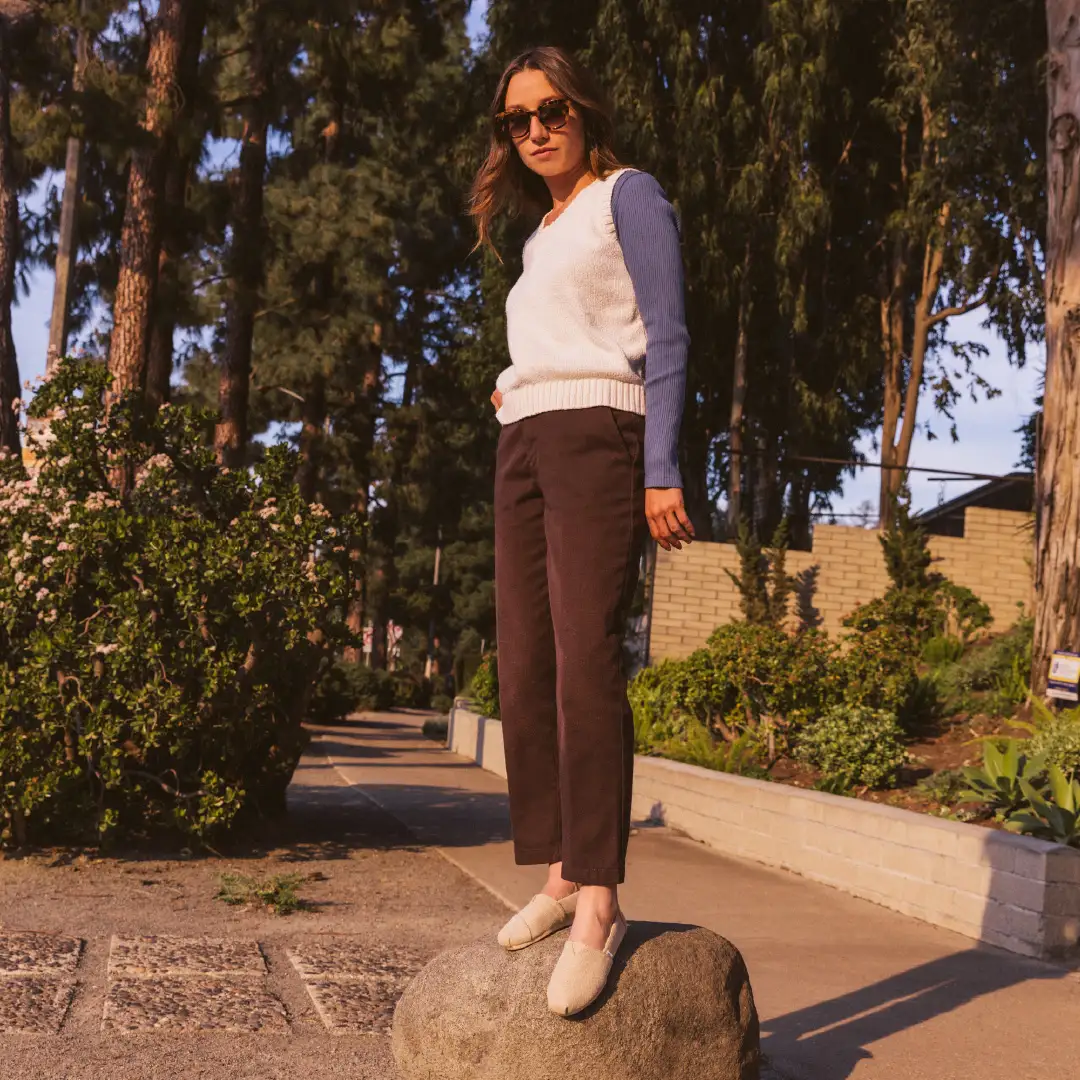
[468, 45, 694, 1017]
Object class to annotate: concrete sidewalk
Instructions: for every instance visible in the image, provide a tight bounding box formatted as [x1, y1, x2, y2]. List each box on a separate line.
[316, 712, 1080, 1080]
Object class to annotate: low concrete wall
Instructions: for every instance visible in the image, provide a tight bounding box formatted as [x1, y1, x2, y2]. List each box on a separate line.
[448, 702, 1080, 960]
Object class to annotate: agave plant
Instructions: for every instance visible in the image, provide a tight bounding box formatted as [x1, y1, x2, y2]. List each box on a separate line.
[1006, 767, 1080, 847]
[958, 737, 1047, 816]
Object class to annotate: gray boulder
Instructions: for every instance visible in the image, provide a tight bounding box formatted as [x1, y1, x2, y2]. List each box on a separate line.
[391, 921, 760, 1080]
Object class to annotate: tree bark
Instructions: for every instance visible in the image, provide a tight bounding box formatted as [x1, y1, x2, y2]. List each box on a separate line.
[145, 153, 186, 408]
[46, 7, 91, 374]
[106, 0, 193, 418]
[215, 27, 270, 468]
[297, 372, 326, 503]
[727, 241, 751, 535]
[1033, 0, 1080, 696]
[146, 0, 204, 409]
[0, 19, 21, 459]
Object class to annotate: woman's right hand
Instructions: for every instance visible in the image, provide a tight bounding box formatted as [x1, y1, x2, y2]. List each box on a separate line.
[490, 389, 503, 411]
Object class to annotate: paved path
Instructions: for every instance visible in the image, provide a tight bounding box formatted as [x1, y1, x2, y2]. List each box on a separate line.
[317, 712, 1080, 1080]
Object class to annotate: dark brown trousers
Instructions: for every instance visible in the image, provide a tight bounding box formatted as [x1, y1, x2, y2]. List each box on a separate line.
[494, 405, 649, 886]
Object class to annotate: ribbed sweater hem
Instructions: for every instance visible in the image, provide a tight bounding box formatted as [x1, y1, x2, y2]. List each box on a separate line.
[495, 377, 645, 426]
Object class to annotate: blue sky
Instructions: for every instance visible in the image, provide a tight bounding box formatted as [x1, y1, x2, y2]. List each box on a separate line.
[11, 0, 1040, 515]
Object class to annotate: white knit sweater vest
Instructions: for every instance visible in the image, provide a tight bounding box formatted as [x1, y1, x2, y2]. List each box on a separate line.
[495, 168, 646, 424]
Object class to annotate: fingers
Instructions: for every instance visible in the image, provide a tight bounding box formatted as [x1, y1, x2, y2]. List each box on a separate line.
[490, 389, 503, 411]
[646, 491, 695, 552]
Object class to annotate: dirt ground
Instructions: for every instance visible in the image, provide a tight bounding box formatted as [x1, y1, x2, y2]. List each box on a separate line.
[0, 745, 509, 1080]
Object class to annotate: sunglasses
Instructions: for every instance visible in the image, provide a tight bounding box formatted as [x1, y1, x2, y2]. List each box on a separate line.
[495, 98, 573, 142]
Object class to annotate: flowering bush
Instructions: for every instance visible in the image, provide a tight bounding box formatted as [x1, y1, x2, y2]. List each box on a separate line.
[0, 360, 362, 847]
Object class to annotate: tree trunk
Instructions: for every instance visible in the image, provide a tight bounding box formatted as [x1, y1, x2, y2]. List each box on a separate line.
[0, 19, 21, 459]
[215, 29, 269, 468]
[878, 234, 907, 527]
[106, 0, 193, 418]
[145, 154, 186, 408]
[46, 8, 91, 374]
[146, 0, 204, 410]
[727, 241, 751, 535]
[297, 372, 326, 503]
[342, 340, 382, 664]
[1033, 0, 1080, 696]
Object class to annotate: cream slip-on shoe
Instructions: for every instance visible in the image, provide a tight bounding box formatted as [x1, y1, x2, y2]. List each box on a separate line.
[497, 889, 580, 951]
[546, 910, 627, 1017]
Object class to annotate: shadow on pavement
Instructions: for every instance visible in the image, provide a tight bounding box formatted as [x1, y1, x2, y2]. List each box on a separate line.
[761, 947, 1066, 1078]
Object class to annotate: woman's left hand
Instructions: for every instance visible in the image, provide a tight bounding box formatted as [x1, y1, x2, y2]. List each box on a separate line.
[646, 488, 695, 551]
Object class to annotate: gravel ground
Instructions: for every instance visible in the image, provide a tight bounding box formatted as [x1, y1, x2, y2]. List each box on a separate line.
[0, 737, 509, 1080]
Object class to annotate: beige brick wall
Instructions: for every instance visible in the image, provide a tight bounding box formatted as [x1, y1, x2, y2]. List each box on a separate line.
[650, 507, 1033, 661]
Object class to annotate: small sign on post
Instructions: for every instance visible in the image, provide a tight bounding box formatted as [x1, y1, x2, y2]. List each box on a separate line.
[1047, 651, 1080, 703]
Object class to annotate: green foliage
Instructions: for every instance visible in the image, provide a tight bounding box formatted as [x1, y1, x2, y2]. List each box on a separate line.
[1029, 702, 1080, 777]
[916, 768, 968, 805]
[422, 717, 449, 741]
[838, 627, 923, 724]
[430, 693, 454, 715]
[922, 635, 965, 666]
[958, 738, 1046, 816]
[1006, 767, 1080, 848]
[215, 872, 312, 916]
[726, 520, 792, 628]
[930, 618, 1034, 716]
[795, 706, 907, 790]
[0, 362, 361, 847]
[468, 651, 500, 720]
[649, 717, 764, 776]
[845, 496, 992, 653]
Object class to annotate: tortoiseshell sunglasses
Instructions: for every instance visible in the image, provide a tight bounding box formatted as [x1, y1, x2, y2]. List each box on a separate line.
[494, 98, 573, 142]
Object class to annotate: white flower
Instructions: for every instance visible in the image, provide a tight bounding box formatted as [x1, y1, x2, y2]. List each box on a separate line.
[144, 454, 171, 471]
[35, 587, 49, 601]
[41, 556, 54, 567]
[13, 571, 24, 586]
[56, 542, 71, 552]
[258, 506, 276, 519]
[270, 523, 281, 532]
[294, 514, 302, 525]
[94, 643, 119, 655]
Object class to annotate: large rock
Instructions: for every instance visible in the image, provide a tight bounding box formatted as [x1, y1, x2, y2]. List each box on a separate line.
[391, 921, 760, 1080]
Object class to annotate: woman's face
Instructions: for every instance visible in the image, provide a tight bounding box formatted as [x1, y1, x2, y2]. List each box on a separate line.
[503, 69, 587, 180]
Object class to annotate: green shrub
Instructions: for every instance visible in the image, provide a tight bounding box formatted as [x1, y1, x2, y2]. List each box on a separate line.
[838, 626, 922, 724]
[649, 717, 764, 776]
[422, 717, 449, 741]
[468, 651, 500, 719]
[922, 635, 965, 666]
[431, 693, 454, 715]
[387, 670, 433, 709]
[916, 768, 968, 805]
[958, 736, 1046, 816]
[0, 360, 361, 847]
[931, 619, 1033, 716]
[1030, 705, 1080, 776]
[1006, 766, 1080, 847]
[844, 495, 991, 650]
[795, 705, 907, 789]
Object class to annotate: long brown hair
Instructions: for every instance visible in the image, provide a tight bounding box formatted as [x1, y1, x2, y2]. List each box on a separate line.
[468, 46, 624, 257]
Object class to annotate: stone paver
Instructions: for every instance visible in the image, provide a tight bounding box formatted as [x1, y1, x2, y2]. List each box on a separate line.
[0, 932, 82, 1034]
[303, 978, 403, 1034]
[107, 936, 267, 978]
[287, 939, 426, 1034]
[103, 976, 288, 1033]
[103, 935, 285, 1034]
[0, 932, 83, 977]
[0, 977, 76, 1034]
